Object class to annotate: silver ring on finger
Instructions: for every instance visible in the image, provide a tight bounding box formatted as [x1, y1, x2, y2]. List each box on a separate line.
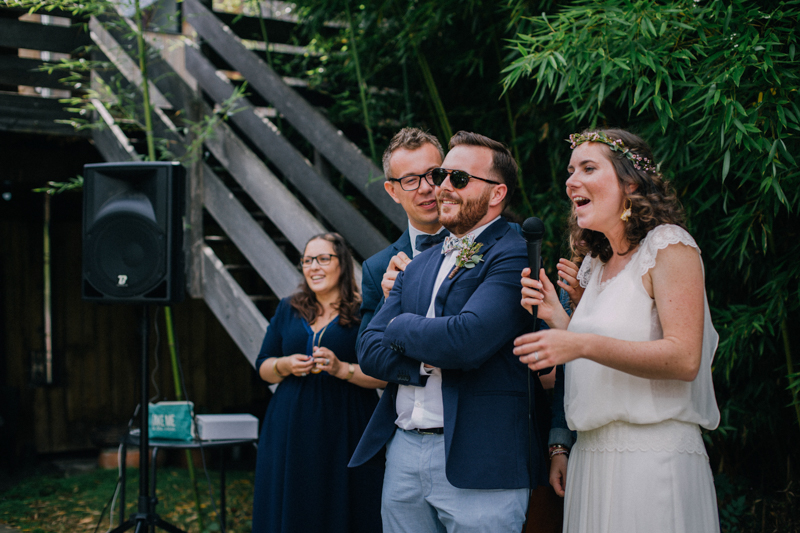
[533, 351, 539, 362]
[324, 358, 330, 365]
[301, 372, 308, 376]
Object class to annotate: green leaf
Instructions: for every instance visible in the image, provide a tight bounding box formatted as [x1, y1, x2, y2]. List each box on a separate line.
[598, 77, 605, 105]
[672, 21, 695, 31]
[722, 149, 731, 181]
[612, 58, 631, 71]
[767, 138, 779, 161]
[644, 16, 657, 37]
[724, 4, 733, 33]
[777, 106, 788, 128]
[653, 94, 663, 111]
[771, 179, 788, 206]
[778, 139, 797, 166]
[634, 77, 647, 104]
[665, 74, 673, 101]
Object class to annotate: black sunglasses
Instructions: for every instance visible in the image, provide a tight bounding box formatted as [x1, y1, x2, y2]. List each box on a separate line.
[430, 168, 502, 189]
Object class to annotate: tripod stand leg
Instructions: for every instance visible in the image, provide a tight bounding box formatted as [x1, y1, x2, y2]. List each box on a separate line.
[109, 518, 135, 533]
[220, 449, 227, 533]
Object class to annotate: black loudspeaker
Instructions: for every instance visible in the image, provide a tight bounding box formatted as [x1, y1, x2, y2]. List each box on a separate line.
[82, 162, 185, 304]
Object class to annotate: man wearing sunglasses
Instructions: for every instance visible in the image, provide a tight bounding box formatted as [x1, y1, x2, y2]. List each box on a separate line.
[357, 128, 447, 343]
[351, 132, 548, 533]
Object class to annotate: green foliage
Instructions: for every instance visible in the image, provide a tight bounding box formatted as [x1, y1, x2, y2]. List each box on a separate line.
[504, 0, 800, 478]
[715, 473, 751, 532]
[7, 0, 111, 17]
[32, 176, 84, 195]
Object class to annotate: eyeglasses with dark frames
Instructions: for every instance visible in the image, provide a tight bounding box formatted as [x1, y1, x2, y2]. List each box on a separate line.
[387, 171, 436, 191]
[301, 254, 338, 268]
[430, 168, 502, 189]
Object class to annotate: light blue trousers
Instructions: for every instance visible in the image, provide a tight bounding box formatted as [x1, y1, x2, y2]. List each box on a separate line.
[382, 428, 529, 533]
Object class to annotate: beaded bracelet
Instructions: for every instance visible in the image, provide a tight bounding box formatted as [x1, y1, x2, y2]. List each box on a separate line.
[549, 444, 569, 459]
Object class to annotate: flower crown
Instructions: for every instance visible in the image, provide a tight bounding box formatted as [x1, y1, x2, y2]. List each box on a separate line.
[568, 131, 658, 174]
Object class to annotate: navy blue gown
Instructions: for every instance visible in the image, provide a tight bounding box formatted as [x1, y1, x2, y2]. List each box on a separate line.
[252, 299, 384, 533]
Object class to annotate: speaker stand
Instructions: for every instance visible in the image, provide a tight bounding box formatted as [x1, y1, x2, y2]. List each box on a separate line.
[110, 306, 186, 533]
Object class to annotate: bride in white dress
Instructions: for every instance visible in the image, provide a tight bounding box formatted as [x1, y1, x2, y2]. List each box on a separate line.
[514, 129, 720, 532]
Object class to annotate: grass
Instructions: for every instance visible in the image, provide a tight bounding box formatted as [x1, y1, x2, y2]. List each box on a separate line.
[0, 466, 255, 533]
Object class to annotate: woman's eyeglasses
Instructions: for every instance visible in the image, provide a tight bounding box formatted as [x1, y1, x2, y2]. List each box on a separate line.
[430, 168, 501, 189]
[301, 254, 338, 268]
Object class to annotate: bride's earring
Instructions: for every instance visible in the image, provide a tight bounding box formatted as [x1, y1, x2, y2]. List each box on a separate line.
[620, 198, 632, 222]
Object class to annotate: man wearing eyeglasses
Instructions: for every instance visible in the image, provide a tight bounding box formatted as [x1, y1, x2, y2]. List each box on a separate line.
[351, 132, 548, 533]
[357, 128, 447, 342]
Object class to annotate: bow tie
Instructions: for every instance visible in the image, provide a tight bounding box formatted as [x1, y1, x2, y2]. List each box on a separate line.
[441, 234, 475, 255]
[415, 231, 450, 252]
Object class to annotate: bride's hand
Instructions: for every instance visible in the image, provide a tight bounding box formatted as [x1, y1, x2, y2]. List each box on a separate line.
[513, 329, 586, 371]
[520, 268, 569, 329]
[556, 258, 584, 308]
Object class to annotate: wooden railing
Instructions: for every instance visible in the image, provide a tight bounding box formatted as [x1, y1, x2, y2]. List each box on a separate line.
[82, 4, 399, 366]
[0, 8, 90, 136]
[182, 0, 406, 229]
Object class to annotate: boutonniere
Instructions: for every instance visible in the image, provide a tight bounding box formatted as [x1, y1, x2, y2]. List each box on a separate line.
[448, 241, 484, 279]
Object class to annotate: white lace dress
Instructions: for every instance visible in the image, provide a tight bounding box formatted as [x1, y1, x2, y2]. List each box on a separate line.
[563, 224, 721, 533]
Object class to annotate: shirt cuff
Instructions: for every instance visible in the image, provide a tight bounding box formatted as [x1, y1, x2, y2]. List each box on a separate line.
[419, 363, 435, 375]
[548, 428, 575, 450]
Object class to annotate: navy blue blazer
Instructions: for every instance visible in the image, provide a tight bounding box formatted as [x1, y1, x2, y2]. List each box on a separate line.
[358, 223, 522, 342]
[350, 219, 549, 490]
[357, 230, 413, 342]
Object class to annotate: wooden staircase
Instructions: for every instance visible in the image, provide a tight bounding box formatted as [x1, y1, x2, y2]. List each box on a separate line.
[2, 1, 405, 367]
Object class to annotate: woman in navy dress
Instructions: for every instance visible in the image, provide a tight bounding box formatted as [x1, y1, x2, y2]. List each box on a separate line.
[252, 233, 387, 533]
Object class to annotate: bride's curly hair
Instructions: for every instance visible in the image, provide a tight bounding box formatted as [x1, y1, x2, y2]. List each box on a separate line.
[568, 128, 686, 263]
[290, 232, 361, 327]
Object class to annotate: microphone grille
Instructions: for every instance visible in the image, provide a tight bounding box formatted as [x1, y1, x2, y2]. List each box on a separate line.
[521, 217, 545, 241]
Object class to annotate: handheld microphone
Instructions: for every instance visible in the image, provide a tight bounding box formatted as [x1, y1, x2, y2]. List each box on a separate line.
[521, 217, 545, 330]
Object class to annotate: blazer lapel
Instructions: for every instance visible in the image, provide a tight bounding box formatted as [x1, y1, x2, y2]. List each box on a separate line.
[433, 219, 510, 316]
[395, 230, 413, 257]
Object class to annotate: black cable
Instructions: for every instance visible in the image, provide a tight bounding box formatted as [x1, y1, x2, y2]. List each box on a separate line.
[149, 307, 161, 403]
[93, 477, 122, 533]
[198, 442, 221, 526]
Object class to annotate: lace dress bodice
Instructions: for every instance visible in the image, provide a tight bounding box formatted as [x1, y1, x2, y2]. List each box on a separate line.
[565, 224, 720, 433]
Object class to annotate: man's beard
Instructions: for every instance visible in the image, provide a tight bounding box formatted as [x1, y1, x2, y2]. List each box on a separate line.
[437, 186, 492, 236]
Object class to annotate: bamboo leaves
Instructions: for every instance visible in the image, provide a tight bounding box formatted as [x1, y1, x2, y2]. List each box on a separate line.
[504, 0, 800, 437]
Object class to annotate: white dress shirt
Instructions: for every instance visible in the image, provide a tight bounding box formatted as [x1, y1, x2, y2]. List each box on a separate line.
[394, 217, 501, 430]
